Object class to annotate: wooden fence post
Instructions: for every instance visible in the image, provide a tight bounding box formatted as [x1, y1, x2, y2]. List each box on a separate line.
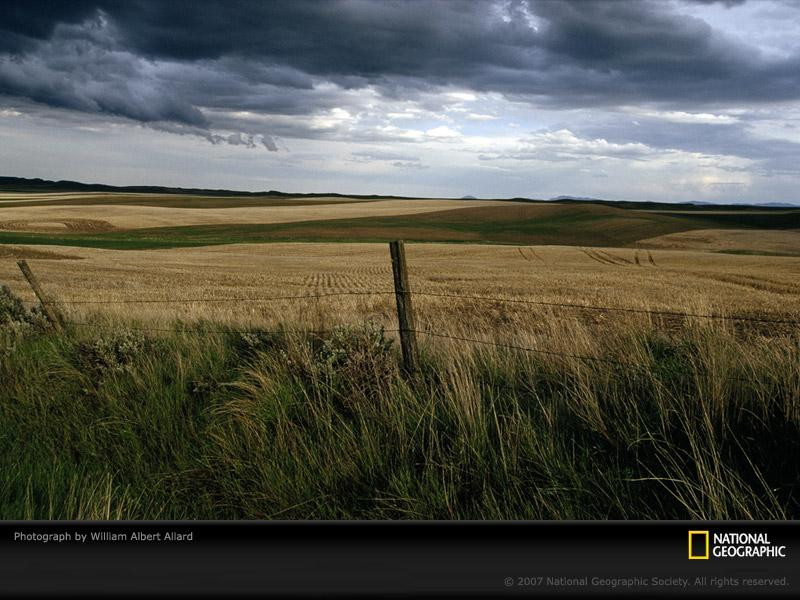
[16, 260, 64, 332]
[389, 240, 418, 375]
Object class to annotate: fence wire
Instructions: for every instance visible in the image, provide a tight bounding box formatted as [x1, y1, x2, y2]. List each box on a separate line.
[46, 287, 800, 326]
[45, 290, 394, 305]
[411, 292, 800, 326]
[412, 329, 631, 365]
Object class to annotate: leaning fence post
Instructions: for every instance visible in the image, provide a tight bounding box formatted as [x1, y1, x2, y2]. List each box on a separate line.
[389, 240, 418, 375]
[16, 260, 64, 332]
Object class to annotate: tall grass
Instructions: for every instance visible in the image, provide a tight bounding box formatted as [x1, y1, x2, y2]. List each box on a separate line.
[0, 286, 798, 519]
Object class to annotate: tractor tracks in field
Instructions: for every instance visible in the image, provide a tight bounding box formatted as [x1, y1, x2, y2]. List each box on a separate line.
[299, 270, 389, 293]
[518, 247, 545, 263]
[581, 248, 658, 268]
[636, 249, 658, 266]
[579, 245, 799, 295]
[581, 248, 616, 265]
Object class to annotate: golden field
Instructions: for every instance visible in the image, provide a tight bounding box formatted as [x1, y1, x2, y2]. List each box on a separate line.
[0, 195, 503, 232]
[2, 241, 799, 338]
[639, 228, 800, 254]
[0, 193, 798, 342]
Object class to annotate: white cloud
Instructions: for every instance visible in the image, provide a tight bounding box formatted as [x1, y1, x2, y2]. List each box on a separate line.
[386, 111, 419, 120]
[446, 92, 477, 102]
[309, 107, 355, 130]
[496, 129, 655, 160]
[635, 109, 739, 125]
[372, 125, 425, 142]
[465, 113, 498, 121]
[425, 125, 461, 139]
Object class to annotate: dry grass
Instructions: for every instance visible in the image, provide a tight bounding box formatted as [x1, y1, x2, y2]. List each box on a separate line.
[2, 287, 797, 519]
[1, 242, 798, 333]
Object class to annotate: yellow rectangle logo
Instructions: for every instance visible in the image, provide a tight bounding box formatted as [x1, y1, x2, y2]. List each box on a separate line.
[689, 530, 710, 560]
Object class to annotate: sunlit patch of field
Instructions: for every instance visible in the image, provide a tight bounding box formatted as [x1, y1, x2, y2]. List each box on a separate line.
[0, 192, 378, 208]
[639, 228, 800, 255]
[0, 192, 115, 203]
[0, 218, 117, 233]
[2, 242, 798, 334]
[0, 198, 506, 232]
[0, 245, 81, 260]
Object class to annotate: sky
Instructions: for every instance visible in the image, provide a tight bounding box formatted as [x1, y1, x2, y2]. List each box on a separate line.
[1, 0, 800, 202]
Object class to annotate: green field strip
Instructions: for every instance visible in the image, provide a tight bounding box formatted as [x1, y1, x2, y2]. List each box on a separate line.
[0, 203, 797, 251]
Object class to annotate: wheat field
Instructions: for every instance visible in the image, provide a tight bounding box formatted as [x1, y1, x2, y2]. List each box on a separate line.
[3, 227, 799, 381]
[1, 242, 798, 329]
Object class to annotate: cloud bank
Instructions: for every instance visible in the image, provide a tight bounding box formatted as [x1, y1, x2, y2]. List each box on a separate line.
[1, 1, 799, 201]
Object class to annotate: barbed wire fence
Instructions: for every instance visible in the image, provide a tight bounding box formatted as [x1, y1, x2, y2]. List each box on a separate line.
[10, 240, 800, 379]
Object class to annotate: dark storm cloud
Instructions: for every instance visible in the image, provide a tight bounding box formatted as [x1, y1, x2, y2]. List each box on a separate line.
[0, 10, 210, 127]
[687, 0, 746, 5]
[0, 1, 98, 51]
[526, 1, 800, 106]
[90, 0, 800, 105]
[2, 0, 800, 144]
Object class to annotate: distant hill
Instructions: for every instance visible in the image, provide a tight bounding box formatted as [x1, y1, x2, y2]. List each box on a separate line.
[549, 195, 607, 202]
[1, 176, 798, 209]
[549, 194, 799, 211]
[3, 196, 799, 251]
[0, 176, 420, 200]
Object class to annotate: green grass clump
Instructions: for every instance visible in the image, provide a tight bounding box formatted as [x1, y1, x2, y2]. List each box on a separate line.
[0, 298, 797, 519]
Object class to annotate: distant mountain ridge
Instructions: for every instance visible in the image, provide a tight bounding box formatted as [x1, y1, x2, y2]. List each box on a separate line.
[0, 176, 418, 200]
[549, 194, 800, 209]
[1, 176, 798, 209]
[549, 195, 607, 202]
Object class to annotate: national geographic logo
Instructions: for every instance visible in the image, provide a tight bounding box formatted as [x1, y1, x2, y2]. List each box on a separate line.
[688, 531, 710, 560]
[689, 530, 787, 560]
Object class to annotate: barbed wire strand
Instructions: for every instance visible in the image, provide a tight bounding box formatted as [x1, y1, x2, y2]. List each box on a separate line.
[411, 292, 800, 325]
[413, 329, 633, 366]
[412, 329, 757, 384]
[37, 288, 800, 325]
[45, 290, 393, 305]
